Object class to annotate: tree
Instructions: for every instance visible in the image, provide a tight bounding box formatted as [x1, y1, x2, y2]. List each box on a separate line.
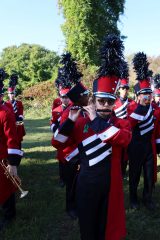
[58, 0, 125, 65]
[0, 44, 60, 92]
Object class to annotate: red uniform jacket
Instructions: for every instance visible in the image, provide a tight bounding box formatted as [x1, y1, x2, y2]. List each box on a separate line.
[0, 104, 23, 204]
[52, 98, 62, 111]
[50, 104, 71, 161]
[5, 100, 26, 143]
[52, 113, 132, 240]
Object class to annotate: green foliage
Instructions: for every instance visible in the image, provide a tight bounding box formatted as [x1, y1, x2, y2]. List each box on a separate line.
[0, 44, 60, 93]
[58, 0, 125, 65]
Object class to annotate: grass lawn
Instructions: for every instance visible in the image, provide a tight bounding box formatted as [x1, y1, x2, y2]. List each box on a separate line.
[0, 115, 160, 240]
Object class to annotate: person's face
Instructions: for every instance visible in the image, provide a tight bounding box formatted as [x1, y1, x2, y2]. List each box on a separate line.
[119, 86, 129, 98]
[138, 93, 152, 105]
[60, 95, 70, 107]
[95, 97, 116, 118]
[155, 95, 160, 103]
[8, 93, 15, 101]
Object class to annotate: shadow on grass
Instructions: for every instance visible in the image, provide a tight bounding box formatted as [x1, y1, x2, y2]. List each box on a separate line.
[24, 118, 51, 134]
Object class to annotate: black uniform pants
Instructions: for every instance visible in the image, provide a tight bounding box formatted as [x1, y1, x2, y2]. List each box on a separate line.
[76, 173, 110, 240]
[59, 161, 66, 182]
[128, 141, 154, 203]
[64, 161, 78, 212]
[1, 193, 16, 220]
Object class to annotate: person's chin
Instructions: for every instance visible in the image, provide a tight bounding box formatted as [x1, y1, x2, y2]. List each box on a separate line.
[99, 112, 111, 119]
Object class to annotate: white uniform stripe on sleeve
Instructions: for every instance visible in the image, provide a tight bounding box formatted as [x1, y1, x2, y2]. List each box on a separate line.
[66, 148, 79, 161]
[8, 149, 24, 156]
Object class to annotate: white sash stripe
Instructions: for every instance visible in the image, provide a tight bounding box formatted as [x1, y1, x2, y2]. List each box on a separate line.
[114, 99, 128, 113]
[115, 108, 127, 116]
[86, 142, 106, 155]
[8, 149, 24, 156]
[156, 139, 160, 144]
[89, 147, 112, 166]
[66, 148, 79, 161]
[117, 113, 127, 119]
[139, 115, 153, 128]
[54, 131, 69, 143]
[143, 105, 152, 120]
[57, 117, 61, 122]
[50, 123, 55, 131]
[130, 112, 144, 121]
[98, 126, 119, 141]
[82, 134, 97, 146]
[140, 124, 154, 135]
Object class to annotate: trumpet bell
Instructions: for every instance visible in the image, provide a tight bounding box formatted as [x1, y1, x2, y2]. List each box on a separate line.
[20, 190, 29, 198]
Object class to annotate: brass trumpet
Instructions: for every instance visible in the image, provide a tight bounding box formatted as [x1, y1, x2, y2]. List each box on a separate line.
[0, 160, 28, 198]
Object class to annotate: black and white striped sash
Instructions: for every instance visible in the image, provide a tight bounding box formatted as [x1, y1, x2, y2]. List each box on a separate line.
[11, 100, 17, 113]
[114, 99, 128, 119]
[130, 105, 154, 135]
[82, 135, 112, 166]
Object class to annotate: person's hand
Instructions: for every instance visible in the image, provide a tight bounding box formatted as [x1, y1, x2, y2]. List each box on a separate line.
[83, 103, 96, 121]
[68, 108, 81, 122]
[7, 165, 17, 177]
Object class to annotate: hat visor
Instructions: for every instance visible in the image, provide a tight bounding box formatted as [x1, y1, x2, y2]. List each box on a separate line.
[138, 88, 152, 94]
[80, 90, 90, 96]
[93, 92, 116, 100]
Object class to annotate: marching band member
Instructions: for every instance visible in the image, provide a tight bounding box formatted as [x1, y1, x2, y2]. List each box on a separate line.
[51, 52, 88, 219]
[128, 52, 160, 210]
[51, 87, 71, 187]
[114, 61, 136, 177]
[53, 35, 132, 240]
[5, 74, 26, 149]
[0, 73, 23, 231]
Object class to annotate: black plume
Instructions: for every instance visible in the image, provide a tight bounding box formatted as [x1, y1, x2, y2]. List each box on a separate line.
[153, 74, 160, 89]
[0, 69, 6, 92]
[0, 68, 6, 81]
[132, 52, 151, 80]
[9, 73, 18, 88]
[120, 60, 129, 79]
[56, 52, 83, 90]
[98, 34, 125, 78]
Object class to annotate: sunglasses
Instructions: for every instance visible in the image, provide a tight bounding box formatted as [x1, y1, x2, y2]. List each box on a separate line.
[97, 98, 115, 106]
[120, 86, 129, 90]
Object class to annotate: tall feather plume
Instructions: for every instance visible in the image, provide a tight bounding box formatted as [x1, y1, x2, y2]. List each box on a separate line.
[120, 60, 129, 79]
[9, 73, 18, 88]
[98, 34, 125, 78]
[132, 52, 151, 80]
[153, 74, 160, 89]
[55, 52, 83, 91]
[0, 68, 6, 91]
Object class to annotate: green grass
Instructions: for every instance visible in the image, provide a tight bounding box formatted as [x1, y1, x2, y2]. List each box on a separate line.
[1, 115, 160, 240]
